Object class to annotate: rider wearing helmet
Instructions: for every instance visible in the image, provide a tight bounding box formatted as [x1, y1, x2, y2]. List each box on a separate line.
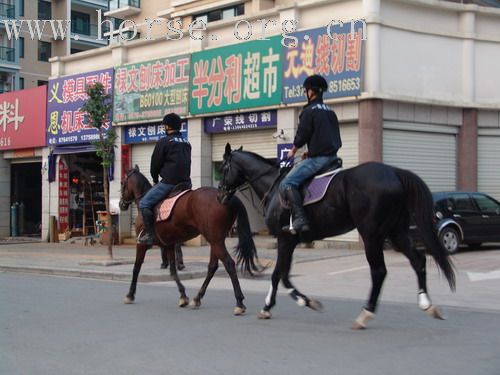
[138, 113, 192, 245]
[279, 74, 342, 233]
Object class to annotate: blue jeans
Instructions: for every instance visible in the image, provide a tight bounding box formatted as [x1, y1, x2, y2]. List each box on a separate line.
[279, 155, 338, 195]
[139, 182, 174, 209]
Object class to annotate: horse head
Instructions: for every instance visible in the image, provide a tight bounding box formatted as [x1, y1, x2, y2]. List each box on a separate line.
[218, 143, 246, 205]
[119, 165, 141, 211]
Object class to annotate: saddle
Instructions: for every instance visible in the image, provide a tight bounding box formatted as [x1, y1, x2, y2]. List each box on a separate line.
[154, 182, 192, 222]
[300, 157, 343, 205]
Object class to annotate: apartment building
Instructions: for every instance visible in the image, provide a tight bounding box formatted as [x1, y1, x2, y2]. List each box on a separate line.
[0, 0, 110, 92]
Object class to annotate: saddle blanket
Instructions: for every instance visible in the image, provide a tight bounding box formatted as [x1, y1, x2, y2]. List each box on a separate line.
[303, 168, 343, 206]
[155, 190, 191, 222]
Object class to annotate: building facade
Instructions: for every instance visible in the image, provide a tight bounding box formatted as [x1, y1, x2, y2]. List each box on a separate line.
[27, 0, 500, 244]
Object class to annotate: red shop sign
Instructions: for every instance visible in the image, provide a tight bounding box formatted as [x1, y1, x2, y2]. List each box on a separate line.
[58, 158, 69, 232]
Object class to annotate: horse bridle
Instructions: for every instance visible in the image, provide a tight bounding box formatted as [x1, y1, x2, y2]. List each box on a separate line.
[120, 169, 138, 207]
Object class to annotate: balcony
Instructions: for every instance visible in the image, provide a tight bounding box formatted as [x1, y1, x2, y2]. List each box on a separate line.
[105, 0, 141, 18]
[0, 46, 15, 63]
[71, 24, 109, 45]
[0, 2, 15, 20]
[72, 0, 109, 10]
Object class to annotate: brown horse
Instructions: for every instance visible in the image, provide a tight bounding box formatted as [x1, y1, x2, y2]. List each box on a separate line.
[119, 166, 260, 315]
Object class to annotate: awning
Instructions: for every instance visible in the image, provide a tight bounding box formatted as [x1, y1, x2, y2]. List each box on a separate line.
[52, 144, 96, 155]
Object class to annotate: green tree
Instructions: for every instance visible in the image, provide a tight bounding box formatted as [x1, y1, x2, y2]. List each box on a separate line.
[81, 83, 117, 259]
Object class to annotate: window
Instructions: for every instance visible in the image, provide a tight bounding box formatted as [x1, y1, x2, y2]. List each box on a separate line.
[194, 3, 244, 24]
[452, 194, 476, 212]
[20, 0, 25, 17]
[472, 194, 500, 214]
[71, 11, 91, 35]
[19, 77, 24, 90]
[20, 37, 24, 59]
[38, 0, 51, 19]
[38, 80, 48, 86]
[70, 48, 84, 55]
[38, 41, 51, 62]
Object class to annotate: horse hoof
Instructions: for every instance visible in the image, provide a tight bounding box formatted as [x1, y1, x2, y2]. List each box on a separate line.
[258, 310, 272, 319]
[124, 296, 134, 304]
[160, 264, 168, 269]
[177, 264, 186, 271]
[351, 309, 375, 330]
[308, 299, 324, 312]
[234, 306, 246, 316]
[190, 299, 201, 309]
[178, 297, 189, 308]
[425, 305, 446, 320]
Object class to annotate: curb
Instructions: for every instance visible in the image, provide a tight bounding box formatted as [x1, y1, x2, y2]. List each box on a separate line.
[0, 265, 214, 283]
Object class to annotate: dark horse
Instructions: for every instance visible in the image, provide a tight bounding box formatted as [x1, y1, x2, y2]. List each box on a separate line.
[119, 166, 260, 315]
[218, 144, 455, 328]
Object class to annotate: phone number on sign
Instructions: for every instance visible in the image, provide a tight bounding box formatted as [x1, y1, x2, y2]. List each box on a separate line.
[328, 78, 361, 93]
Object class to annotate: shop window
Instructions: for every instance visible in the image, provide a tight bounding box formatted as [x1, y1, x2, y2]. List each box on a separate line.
[20, 37, 24, 59]
[19, 77, 24, 89]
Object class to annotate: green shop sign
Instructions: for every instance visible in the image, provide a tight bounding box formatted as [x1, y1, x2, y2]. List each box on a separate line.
[190, 36, 282, 114]
[113, 54, 190, 123]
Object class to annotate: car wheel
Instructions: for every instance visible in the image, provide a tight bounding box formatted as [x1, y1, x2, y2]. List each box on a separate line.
[439, 227, 460, 254]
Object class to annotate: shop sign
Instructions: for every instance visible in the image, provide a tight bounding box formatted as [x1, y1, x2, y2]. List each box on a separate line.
[282, 22, 364, 103]
[58, 158, 69, 232]
[0, 86, 47, 150]
[46, 68, 114, 145]
[204, 110, 277, 133]
[114, 55, 190, 123]
[190, 36, 282, 114]
[277, 143, 294, 168]
[123, 121, 187, 144]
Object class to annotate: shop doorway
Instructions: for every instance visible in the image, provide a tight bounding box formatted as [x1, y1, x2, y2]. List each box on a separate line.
[11, 162, 42, 236]
[64, 152, 105, 236]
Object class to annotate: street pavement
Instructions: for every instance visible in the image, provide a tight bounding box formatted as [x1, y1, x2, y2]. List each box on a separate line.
[0, 236, 362, 283]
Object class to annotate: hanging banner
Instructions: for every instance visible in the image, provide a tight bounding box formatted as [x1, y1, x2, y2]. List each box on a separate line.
[204, 110, 277, 133]
[58, 158, 69, 232]
[123, 120, 188, 144]
[113, 55, 190, 123]
[282, 22, 364, 103]
[0, 86, 47, 150]
[46, 68, 114, 145]
[190, 36, 282, 114]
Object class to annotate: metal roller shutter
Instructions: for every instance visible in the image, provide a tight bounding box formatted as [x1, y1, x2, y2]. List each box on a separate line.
[327, 123, 359, 243]
[212, 129, 276, 162]
[383, 127, 457, 191]
[130, 143, 155, 234]
[478, 134, 500, 201]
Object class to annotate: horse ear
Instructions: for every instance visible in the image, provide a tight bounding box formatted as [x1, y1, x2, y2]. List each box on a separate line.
[134, 164, 140, 172]
[238, 146, 243, 151]
[225, 143, 232, 155]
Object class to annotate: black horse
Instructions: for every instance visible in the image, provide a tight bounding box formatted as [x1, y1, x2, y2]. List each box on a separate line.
[218, 144, 456, 328]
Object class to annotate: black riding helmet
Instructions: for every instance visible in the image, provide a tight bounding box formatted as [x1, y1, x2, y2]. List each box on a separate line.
[303, 74, 328, 93]
[162, 113, 182, 130]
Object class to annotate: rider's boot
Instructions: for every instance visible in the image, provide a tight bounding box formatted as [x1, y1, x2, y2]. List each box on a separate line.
[138, 207, 155, 245]
[282, 187, 310, 233]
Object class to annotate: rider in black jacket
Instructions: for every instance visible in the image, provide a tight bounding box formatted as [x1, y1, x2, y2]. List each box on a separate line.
[138, 113, 192, 245]
[280, 74, 342, 233]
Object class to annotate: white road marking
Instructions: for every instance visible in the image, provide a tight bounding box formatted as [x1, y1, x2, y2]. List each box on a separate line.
[327, 266, 368, 276]
[467, 270, 500, 282]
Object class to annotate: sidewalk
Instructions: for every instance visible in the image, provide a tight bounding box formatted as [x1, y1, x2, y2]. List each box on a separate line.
[0, 236, 362, 283]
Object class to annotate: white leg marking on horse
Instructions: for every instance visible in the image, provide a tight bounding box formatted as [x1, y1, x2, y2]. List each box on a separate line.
[418, 292, 431, 310]
[265, 285, 273, 306]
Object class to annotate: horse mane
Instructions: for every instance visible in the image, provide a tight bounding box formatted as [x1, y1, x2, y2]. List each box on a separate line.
[235, 150, 276, 167]
[133, 169, 153, 193]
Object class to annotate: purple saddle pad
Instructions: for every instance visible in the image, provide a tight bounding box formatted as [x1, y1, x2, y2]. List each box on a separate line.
[303, 168, 342, 206]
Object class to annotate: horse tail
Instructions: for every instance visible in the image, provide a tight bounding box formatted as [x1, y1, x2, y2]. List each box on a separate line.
[395, 168, 456, 291]
[227, 196, 261, 275]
